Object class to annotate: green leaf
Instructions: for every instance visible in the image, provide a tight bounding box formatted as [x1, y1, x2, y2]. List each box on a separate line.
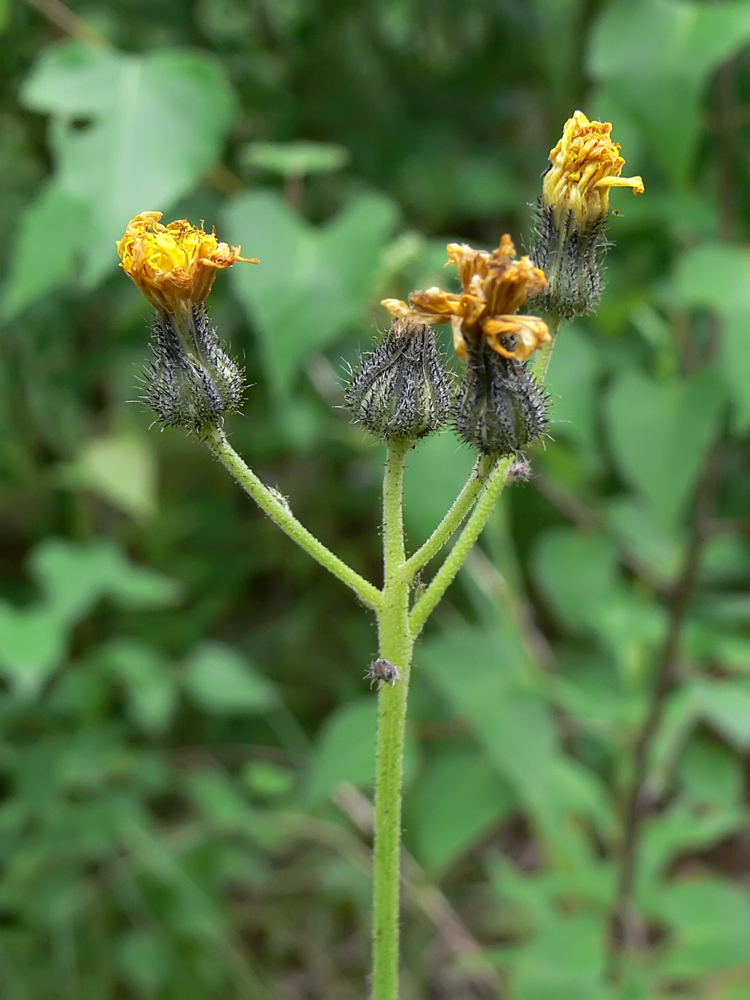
[604, 496, 682, 585]
[678, 735, 743, 810]
[183, 641, 278, 715]
[31, 537, 180, 620]
[403, 432, 475, 543]
[693, 678, 750, 750]
[407, 749, 515, 872]
[545, 325, 601, 469]
[0, 602, 69, 696]
[186, 770, 251, 827]
[15, 42, 237, 291]
[532, 528, 620, 633]
[102, 639, 176, 735]
[420, 627, 557, 808]
[305, 698, 378, 804]
[605, 369, 724, 530]
[673, 242, 750, 427]
[510, 914, 606, 1000]
[655, 878, 750, 978]
[1, 181, 85, 319]
[242, 140, 350, 176]
[589, 0, 750, 184]
[116, 930, 171, 994]
[225, 189, 399, 397]
[61, 432, 158, 521]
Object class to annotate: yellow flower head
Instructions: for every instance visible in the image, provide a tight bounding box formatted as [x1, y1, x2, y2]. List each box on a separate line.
[117, 212, 258, 314]
[543, 111, 644, 228]
[382, 235, 550, 362]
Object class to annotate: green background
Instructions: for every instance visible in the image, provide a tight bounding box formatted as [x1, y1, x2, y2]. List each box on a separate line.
[0, 0, 749, 997]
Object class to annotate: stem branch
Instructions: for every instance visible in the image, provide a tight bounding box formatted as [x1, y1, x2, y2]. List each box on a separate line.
[404, 453, 495, 577]
[207, 429, 382, 611]
[409, 454, 514, 636]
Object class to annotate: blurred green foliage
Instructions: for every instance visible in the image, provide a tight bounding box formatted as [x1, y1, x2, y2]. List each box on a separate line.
[0, 0, 749, 997]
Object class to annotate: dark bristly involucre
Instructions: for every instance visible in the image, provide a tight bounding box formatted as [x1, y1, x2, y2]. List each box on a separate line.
[345, 318, 454, 441]
[453, 341, 549, 455]
[146, 305, 244, 435]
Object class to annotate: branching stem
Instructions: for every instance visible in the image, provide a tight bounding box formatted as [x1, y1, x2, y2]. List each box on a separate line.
[207, 428, 382, 611]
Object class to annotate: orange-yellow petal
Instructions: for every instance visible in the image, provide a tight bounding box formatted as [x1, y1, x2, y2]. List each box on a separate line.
[482, 315, 551, 361]
[117, 211, 258, 312]
[543, 111, 644, 227]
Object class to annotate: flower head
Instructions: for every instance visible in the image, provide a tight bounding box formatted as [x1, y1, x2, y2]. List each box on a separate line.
[530, 112, 645, 319]
[117, 211, 258, 315]
[345, 318, 454, 441]
[542, 111, 644, 229]
[382, 235, 550, 362]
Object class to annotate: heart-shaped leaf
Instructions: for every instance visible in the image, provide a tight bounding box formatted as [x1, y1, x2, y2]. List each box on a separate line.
[225, 189, 398, 397]
[4, 41, 236, 309]
[605, 369, 725, 530]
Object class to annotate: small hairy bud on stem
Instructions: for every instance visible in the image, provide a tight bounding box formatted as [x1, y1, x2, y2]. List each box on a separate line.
[453, 341, 549, 456]
[345, 318, 453, 442]
[146, 305, 244, 436]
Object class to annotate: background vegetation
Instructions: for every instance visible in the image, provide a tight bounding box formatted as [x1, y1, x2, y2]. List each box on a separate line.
[0, 0, 749, 997]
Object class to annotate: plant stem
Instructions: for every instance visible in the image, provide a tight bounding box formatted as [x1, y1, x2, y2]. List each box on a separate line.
[531, 314, 561, 384]
[372, 438, 414, 1000]
[409, 454, 514, 636]
[403, 453, 495, 578]
[206, 428, 382, 611]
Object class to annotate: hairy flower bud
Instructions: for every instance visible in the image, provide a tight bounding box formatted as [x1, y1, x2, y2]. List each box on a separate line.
[530, 111, 644, 319]
[453, 342, 549, 456]
[345, 318, 453, 441]
[117, 212, 256, 437]
[146, 305, 244, 435]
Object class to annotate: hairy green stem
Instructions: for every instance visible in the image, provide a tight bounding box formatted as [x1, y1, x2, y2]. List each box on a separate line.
[403, 453, 495, 578]
[409, 454, 515, 636]
[531, 314, 561, 383]
[206, 428, 382, 611]
[372, 438, 414, 1000]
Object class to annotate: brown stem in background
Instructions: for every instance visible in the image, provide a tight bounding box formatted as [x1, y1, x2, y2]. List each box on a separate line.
[22, 0, 108, 45]
[714, 56, 738, 241]
[607, 452, 718, 980]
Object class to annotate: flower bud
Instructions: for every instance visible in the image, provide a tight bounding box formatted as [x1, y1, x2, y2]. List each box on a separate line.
[117, 212, 257, 436]
[146, 305, 244, 435]
[453, 341, 549, 456]
[530, 111, 644, 319]
[345, 318, 453, 441]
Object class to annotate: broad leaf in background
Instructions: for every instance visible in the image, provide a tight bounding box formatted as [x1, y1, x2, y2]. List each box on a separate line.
[545, 325, 601, 470]
[183, 641, 278, 715]
[30, 537, 180, 620]
[60, 432, 158, 521]
[419, 626, 558, 809]
[4, 42, 236, 310]
[0, 601, 68, 696]
[673, 242, 750, 427]
[406, 749, 515, 873]
[605, 368, 724, 530]
[403, 432, 474, 543]
[305, 698, 378, 805]
[589, 0, 750, 184]
[242, 140, 350, 177]
[532, 529, 620, 634]
[225, 189, 398, 397]
[103, 639, 176, 735]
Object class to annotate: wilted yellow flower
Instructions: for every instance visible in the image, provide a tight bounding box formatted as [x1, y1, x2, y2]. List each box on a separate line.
[382, 235, 550, 362]
[117, 212, 258, 316]
[543, 111, 644, 228]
